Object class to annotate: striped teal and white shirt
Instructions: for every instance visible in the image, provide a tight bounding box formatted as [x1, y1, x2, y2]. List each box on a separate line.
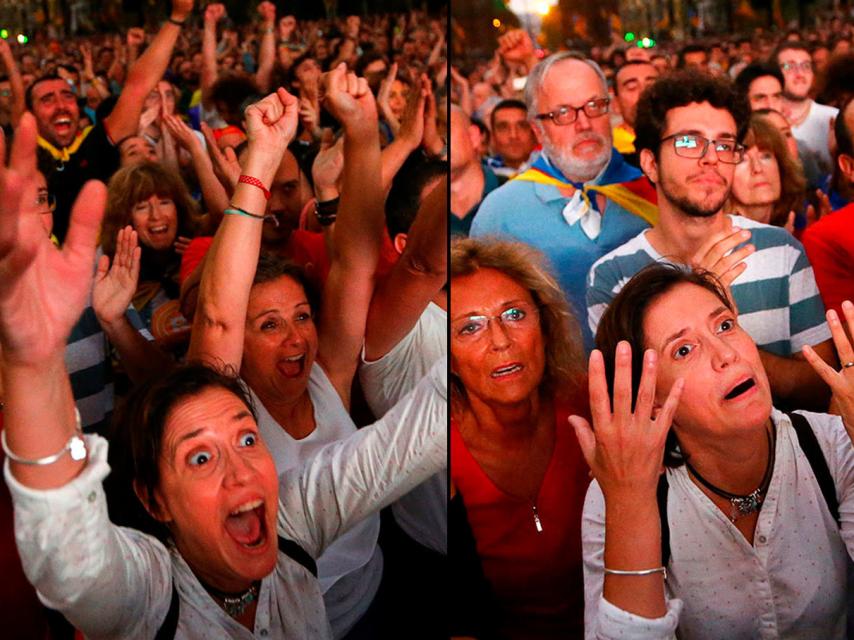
[586, 215, 830, 355]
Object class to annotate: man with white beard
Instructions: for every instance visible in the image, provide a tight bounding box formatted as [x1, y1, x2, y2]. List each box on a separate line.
[470, 52, 658, 348]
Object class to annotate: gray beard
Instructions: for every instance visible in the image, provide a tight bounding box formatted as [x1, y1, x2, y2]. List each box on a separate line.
[543, 136, 610, 183]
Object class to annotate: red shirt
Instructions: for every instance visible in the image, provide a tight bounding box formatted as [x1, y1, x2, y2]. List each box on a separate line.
[802, 202, 854, 317]
[451, 392, 591, 639]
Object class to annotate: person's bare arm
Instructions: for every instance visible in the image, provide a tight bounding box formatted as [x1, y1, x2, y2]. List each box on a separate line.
[103, 0, 193, 143]
[759, 339, 835, 411]
[571, 346, 682, 620]
[254, 1, 276, 94]
[381, 74, 425, 193]
[201, 4, 225, 109]
[315, 65, 384, 405]
[188, 89, 299, 369]
[364, 177, 446, 361]
[0, 40, 25, 127]
[93, 225, 173, 382]
[162, 114, 229, 223]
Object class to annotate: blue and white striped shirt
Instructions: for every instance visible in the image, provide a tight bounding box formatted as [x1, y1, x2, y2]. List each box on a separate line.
[586, 215, 830, 355]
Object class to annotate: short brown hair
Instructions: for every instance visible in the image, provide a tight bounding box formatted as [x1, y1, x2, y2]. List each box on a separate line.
[102, 161, 203, 257]
[595, 263, 733, 467]
[105, 362, 255, 541]
[450, 237, 584, 411]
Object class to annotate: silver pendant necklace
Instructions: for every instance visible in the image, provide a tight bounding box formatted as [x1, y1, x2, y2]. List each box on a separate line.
[686, 427, 775, 522]
[205, 582, 259, 618]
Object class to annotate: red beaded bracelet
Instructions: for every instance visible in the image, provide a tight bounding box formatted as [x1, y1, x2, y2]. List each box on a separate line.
[238, 175, 271, 200]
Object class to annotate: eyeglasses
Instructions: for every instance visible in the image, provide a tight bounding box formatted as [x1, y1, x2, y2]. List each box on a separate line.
[534, 97, 610, 126]
[660, 133, 745, 164]
[780, 61, 812, 73]
[452, 303, 540, 343]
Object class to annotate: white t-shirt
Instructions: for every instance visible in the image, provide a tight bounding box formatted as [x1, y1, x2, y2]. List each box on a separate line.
[252, 364, 381, 639]
[359, 301, 448, 553]
[792, 100, 839, 178]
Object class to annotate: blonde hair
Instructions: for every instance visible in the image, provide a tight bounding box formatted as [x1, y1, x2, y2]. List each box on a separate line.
[450, 236, 584, 411]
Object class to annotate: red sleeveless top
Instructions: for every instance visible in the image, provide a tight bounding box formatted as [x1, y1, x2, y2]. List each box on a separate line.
[451, 391, 591, 639]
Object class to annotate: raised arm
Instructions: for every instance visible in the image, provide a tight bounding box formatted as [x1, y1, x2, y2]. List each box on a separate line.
[803, 303, 854, 436]
[92, 225, 173, 382]
[0, 40, 25, 128]
[380, 73, 425, 194]
[315, 64, 384, 404]
[364, 176, 447, 361]
[162, 113, 229, 222]
[0, 114, 105, 490]
[278, 356, 447, 557]
[201, 4, 225, 109]
[187, 88, 299, 370]
[104, 0, 194, 142]
[254, 1, 277, 94]
[570, 344, 682, 624]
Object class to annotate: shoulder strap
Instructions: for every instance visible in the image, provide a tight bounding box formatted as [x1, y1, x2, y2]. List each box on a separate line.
[154, 580, 180, 640]
[657, 473, 671, 568]
[788, 412, 840, 526]
[277, 536, 318, 578]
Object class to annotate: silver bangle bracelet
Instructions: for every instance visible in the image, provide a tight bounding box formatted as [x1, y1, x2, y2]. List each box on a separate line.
[604, 566, 667, 580]
[2, 408, 87, 466]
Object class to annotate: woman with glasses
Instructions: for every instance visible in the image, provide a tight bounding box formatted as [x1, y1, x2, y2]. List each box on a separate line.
[450, 236, 590, 639]
[579, 262, 854, 638]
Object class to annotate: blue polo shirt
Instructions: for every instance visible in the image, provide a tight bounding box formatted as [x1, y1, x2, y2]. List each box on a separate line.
[470, 152, 651, 349]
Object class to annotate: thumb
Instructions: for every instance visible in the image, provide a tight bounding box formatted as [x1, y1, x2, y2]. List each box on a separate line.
[568, 415, 597, 470]
[224, 147, 238, 164]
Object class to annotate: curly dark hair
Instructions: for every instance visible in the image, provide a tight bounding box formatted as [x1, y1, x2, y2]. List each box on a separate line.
[634, 70, 751, 161]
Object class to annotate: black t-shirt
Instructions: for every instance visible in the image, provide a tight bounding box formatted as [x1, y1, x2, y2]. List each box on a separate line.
[37, 121, 120, 243]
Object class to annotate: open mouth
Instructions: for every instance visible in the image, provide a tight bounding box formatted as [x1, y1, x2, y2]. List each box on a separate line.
[224, 500, 267, 548]
[277, 354, 306, 378]
[491, 363, 523, 378]
[724, 378, 756, 401]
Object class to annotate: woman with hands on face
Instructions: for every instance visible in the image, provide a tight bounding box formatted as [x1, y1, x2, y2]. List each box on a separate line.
[579, 262, 854, 639]
[0, 101, 445, 639]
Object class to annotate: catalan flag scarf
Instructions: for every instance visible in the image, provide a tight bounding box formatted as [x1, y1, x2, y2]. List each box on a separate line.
[514, 151, 658, 233]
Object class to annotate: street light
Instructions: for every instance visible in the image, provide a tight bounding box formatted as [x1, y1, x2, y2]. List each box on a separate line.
[507, 0, 558, 41]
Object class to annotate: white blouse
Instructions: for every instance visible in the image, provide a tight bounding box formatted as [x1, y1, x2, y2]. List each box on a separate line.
[582, 409, 854, 640]
[7, 358, 447, 639]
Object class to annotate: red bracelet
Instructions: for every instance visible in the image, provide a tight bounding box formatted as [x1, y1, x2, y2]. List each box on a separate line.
[238, 175, 271, 200]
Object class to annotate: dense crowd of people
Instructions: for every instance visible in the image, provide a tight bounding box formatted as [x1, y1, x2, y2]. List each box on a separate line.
[450, 8, 854, 640]
[0, 1, 448, 638]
